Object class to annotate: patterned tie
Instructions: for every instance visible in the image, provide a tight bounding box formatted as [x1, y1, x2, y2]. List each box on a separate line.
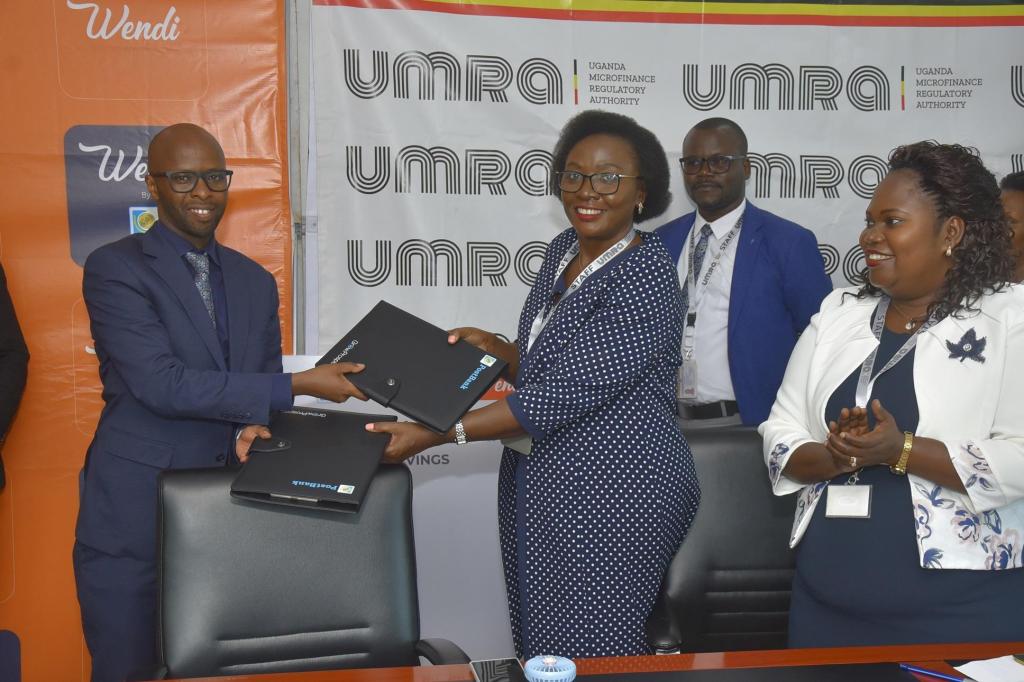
[184, 251, 216, 327]
[681, 223, 714, 314]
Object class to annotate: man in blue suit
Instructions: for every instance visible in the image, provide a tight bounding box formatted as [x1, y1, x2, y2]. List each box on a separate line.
[656, 118, 831, 427]
[74, 123, 364, 682]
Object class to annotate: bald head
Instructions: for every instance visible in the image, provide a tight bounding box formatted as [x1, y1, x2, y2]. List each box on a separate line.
[148, 123, 224, 170]
[145, 123, 230, 249]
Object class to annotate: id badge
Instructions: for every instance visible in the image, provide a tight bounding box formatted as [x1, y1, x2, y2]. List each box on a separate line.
[825, 484, 872, 518]
[679, 324, 698, 400]
[679, 357, 698, 400]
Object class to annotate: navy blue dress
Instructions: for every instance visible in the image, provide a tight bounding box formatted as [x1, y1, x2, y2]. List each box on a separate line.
[790, 321, 1024, 647]
[500, 229, 700, 658]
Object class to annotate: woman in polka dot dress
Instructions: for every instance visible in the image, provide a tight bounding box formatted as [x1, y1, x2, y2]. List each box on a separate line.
[368, 110, 700, 658]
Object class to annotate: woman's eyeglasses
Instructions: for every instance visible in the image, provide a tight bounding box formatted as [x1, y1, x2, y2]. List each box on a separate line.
[555, 171, 642, 195]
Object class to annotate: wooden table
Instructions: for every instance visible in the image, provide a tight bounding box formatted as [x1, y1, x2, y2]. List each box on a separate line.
[161, 641, 1024, 681]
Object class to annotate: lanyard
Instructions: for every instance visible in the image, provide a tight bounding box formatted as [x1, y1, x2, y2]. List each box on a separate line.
[685, 215, 743, 323]
[853, 296, 936, 407]
[526, 229, 636, 353]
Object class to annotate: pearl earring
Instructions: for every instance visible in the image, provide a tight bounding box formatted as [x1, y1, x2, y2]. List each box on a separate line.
[636, 202, 644, 216]
[945, 245, 952, 257]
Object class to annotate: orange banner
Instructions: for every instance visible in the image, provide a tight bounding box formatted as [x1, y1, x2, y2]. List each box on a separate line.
[0, 2, 291, 680]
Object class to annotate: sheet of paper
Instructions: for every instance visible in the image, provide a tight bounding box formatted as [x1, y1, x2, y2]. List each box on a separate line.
[956, 655, 1024, 682]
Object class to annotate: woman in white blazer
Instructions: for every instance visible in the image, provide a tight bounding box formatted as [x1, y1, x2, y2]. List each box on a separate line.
[761, 141, 1024, 647]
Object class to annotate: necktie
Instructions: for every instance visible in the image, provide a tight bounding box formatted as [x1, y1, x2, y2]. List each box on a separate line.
[681, 223, 714, 314]
[184, 251, 216, 327]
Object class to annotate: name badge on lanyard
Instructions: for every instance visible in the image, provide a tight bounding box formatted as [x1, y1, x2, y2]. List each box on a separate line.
[526, 229, 636, 353]
[826, 479, 872, 518]
[826, 296, 936, 519]
[678, 217, 742, 401]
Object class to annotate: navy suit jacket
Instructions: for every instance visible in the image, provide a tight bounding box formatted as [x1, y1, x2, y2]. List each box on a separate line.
[78, 227, 284, 560]
[655, 202, 832, 425]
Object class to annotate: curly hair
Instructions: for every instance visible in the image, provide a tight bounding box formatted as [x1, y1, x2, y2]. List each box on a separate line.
[549, 110, 671, 223]
[855, 141, 1013, 321]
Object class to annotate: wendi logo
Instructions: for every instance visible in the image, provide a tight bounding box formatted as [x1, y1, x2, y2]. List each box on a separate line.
[54, 0, 208, 100]
[65, 124, 164, 265]
[66, 1, 181, 41]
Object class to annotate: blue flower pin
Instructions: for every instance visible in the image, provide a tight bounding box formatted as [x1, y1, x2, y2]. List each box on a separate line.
[946, 328, 986, 363]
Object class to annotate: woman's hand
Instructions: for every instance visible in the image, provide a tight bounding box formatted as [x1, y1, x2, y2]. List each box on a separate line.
[235, 424, 272, 463]
[828, 405, 869, 438]
[448, 327, 512, 357]
[825, 399, 904, 471]
[448, 327, 519, 378]
[366, 421, 448, 463]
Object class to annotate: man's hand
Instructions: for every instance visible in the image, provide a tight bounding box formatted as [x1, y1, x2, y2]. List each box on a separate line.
[235, 424, 272, 463]
[292, 362, 368, 403]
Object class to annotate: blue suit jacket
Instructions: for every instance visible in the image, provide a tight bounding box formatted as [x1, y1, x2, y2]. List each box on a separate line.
[655, 202, 832, 425]
[77, 227, 284, 560]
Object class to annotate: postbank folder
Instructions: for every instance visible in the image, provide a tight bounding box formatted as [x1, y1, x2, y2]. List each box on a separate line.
[230, 406, 396, 512]
[316, 300, 508, 433]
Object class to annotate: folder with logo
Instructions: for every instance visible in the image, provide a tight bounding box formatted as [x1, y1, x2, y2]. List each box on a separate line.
[316, 300, 508, 433]
[230, 407, 397, 512]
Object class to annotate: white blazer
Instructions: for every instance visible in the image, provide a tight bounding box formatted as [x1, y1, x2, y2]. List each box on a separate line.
[759, 285, 1024, 570]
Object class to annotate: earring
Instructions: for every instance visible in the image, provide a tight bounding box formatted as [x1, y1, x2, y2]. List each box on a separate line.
[945, 245, 952, 257]
[636, 201, 644, 216]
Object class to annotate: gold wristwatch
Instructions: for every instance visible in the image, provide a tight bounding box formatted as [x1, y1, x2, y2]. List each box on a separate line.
[890, 431, 913, 475]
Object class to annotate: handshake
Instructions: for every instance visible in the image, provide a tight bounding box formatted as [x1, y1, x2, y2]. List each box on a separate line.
[235, 361, 368, 462]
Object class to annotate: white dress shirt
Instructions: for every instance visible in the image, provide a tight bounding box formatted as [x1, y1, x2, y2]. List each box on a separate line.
[676, 199, 746, 404]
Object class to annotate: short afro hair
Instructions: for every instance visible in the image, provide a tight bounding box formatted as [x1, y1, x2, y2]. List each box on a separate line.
[549, 110, 671, 223]
[688, 117, 748, 155]
[1001, 170, 1024, 193]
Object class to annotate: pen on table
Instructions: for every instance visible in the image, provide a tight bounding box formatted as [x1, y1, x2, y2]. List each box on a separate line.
[898, 663, 977, 682]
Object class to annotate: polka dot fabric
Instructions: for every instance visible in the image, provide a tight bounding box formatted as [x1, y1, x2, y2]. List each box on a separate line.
[500, 229, 700, 658]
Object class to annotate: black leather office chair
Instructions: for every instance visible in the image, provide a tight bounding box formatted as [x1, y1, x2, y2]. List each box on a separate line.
[646, 426, 797, 653]
[155, 464, 468, 678]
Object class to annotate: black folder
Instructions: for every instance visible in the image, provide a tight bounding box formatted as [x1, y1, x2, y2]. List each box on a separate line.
[316, 300, 508, 433]
[230, 406, 396, 512]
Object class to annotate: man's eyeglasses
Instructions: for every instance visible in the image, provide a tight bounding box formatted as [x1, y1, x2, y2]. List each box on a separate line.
[679, 155, 746, 175]
[555, 171, 642, 195]
[150, 170, 234, 193]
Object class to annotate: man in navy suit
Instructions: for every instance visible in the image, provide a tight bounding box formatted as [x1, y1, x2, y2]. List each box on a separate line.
[656, 118, 831, 427]
[74, 123, 365, 682]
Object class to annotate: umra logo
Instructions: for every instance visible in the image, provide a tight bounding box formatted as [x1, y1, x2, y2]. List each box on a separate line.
[346, 145, 554, 196]
[344, 144, 889, 201]
[1012, 66, 1024, 108]
[343, 50, 562, 104]
[681, 64, 890, 112]
[344, 239, 867, 288]
[346, 239, 548, 288]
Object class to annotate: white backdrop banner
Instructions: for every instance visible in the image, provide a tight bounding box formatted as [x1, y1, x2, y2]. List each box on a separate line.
[310, 0, 1024, 658]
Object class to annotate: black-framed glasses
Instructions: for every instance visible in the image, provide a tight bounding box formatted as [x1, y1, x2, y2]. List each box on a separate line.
[150, 169, 234, 193]
[679, 155, 746, 175]
[555, 171, 642, 195]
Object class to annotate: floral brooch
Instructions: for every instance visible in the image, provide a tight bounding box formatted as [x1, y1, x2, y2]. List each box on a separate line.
[946, 328, 986, 363]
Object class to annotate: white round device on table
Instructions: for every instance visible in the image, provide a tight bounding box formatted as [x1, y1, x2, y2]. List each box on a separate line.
[524, 656, 576, 682]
